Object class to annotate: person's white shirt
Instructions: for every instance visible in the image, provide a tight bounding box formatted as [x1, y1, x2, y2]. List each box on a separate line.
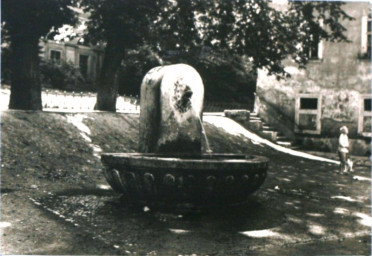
[338, 133, 349, 153]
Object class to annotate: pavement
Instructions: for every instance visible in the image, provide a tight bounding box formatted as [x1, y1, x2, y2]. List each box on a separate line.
[4, 149, 369, 255]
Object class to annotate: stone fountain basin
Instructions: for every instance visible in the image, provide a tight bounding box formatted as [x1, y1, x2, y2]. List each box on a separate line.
[101, 153, 269, 209]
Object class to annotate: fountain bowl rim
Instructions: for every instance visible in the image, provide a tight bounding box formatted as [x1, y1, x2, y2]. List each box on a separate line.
[101, 152, 269, 170]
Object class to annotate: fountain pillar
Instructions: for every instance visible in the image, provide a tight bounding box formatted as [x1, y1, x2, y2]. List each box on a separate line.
[139, 64, 204, 153]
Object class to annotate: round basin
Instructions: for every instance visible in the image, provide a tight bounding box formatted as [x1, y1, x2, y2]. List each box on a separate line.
[101, 153, 269, 209]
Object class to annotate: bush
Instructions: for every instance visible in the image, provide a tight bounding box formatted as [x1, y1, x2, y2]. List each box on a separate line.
[1, 40, 93, 91]
[40, 59, 92, 91]
[195, 58, 257, 104]
[116, 46, 256, 107]
[117, 46, 163, 96]
[165, 50, 257, 106]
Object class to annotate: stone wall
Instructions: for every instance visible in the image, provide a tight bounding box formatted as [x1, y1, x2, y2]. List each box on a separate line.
[256, 2, 371, 155]
[298, 137, 371, 156]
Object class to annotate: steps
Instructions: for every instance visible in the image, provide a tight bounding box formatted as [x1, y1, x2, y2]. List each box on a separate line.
[261, 130, 278, 142]
[223, 110, 297, 149]
[249, 112, 297, 149]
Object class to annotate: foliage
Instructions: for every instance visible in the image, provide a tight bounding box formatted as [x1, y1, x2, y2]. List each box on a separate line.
[2, 0, 77, 41]
[80, 0, 168, 110]
[40, 59, 88, 91]
[116, 45, 256, 103]
[286, 1, 354, 68]
[195, 54, 257, 103]
[117, 46, 163, 96]
[80, 0, 353, 110]
[81, 0, 164, 50]
[2, 0, 78, 109]
[154, 0, 354, 77]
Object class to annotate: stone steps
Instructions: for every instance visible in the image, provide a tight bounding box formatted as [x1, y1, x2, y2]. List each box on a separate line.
[277, 141, 293, 148]
[276, 135, 288, 141]
[224, 110, 298, 149]
[246, 119, 263, 132]
[261, 130, 278, 141]
[249, 116, 261, 121]
[249, 112, 297, 149]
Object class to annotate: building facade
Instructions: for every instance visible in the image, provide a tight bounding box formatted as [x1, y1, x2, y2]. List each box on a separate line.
[40, 39, 103, 81]
[256, 2, 371, 155]
[39, 8, 104, 82]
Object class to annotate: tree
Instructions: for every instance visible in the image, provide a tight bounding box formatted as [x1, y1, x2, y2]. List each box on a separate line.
[117, 45, 163, 96]
[286, 1, 353, 67]
[81, 0, 165, 111]
[2, 0, 77, 110]
[83, 0, 353, 111]
[155, 0, 353, 76]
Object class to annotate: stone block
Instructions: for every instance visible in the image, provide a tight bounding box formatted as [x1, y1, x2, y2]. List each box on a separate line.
[260, 130, 278, 142]
[139, 64, 204, 153]
[246, 120, 263, 132]
[224, 109, 250, 122]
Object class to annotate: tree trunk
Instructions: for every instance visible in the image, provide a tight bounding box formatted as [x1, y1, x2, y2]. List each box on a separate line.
[95, 40, 125, 112]
[9, 36, 42, 110]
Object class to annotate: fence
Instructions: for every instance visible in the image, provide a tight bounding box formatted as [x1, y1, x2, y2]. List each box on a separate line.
[1, 87, 252, 113]
[42, 91, 253, 112]
[42, 90, 140, 113]
[203, 101, 253, 112]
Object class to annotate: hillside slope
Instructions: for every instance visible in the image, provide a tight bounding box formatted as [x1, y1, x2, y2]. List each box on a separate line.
[1, 111, 278, 194]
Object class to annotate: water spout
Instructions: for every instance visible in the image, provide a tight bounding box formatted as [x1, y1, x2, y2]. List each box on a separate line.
[193, 109, 213, 154]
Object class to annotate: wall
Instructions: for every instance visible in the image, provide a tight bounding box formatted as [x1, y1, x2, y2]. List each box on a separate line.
[256, 2, 371, 155]
[40, 40, 103, 81]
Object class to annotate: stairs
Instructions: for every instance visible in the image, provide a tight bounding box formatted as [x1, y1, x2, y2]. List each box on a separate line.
[248, 112, 297, 149]
[223, 109, 298, 149]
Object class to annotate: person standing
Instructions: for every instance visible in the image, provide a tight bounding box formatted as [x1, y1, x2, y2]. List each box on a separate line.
[338, 126, 350, 173]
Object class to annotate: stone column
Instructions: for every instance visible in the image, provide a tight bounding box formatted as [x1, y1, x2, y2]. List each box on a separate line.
[139, 64, 204, 154]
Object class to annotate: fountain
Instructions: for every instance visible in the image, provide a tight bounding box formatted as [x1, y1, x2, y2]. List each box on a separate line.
[101, 64, 268, 209]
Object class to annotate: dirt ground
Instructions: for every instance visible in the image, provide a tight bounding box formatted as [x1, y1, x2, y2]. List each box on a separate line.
[1, 110, 371, 255]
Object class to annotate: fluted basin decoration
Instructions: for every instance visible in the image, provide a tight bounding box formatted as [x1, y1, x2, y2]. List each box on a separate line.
[101, 153, 268, 208]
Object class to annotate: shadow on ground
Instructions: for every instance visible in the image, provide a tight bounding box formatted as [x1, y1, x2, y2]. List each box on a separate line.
[1, 111, 370, 255]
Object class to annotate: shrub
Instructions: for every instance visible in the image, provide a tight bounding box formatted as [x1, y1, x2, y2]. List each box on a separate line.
[117, 46, 163, 96]
[40, 59, 90, 91]
[115, 45, 256, 109]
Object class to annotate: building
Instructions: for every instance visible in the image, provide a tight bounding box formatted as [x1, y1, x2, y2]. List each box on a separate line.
[256, 2, 371, 155]
[39, 7, 104, 81]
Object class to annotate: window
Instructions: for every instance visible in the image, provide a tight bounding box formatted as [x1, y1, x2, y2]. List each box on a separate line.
[368, 16, 371, 58]
[304, 34, 320, 60]
[303, 20, 323, 60]
[358, 95, 371, 136]
[50, 50, 61, 63]
[364, 98, 371, 111]
[300, 98, 318, 110]
[295, 94, 322, 134]
[361, 11, 371, 59]
[79, 54, 89, 78]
